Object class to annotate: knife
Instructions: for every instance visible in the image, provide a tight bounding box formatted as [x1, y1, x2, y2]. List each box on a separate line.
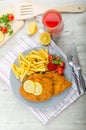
[67, 55, 81, 95]
[71, 42, 86, 92]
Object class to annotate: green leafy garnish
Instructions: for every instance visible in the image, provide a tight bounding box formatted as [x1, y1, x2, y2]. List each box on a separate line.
[52, 57, 63, 64]
[52, 55, 56, 60]
[0, 13, 14, 35]
[0, 14, 9, 24]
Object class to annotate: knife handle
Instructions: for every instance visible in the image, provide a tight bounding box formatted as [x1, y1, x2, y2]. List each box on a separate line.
[77, 69, 86, 92]
[70, 65, 81, 95]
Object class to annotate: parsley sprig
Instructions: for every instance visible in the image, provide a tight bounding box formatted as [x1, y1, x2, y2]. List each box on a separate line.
[52, 57, 63, 64]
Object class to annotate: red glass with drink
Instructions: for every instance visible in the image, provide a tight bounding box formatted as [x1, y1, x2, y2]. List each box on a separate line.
[42, 10, 64, 35]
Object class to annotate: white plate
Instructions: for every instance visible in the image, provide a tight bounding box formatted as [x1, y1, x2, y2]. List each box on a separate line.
[10, 46, 72, 109]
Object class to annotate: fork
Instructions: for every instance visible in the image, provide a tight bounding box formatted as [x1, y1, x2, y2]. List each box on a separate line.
[67, 55, 81, 95]
[13, 1, 86, 20]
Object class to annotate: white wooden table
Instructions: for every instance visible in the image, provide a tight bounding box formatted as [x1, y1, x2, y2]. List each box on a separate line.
[0, 0, 86, 130]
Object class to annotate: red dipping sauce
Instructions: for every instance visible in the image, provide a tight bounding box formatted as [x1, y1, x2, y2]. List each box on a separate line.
[42, 10, 64, 35]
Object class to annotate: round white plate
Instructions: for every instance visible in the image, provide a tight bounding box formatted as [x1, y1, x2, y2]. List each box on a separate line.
[10, 47, 72, 109]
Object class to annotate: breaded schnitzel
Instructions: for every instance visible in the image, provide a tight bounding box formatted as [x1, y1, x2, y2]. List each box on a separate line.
[44, 72, 72, 96]
[19, 72, 72, 102]
[20, 75, 54, 102]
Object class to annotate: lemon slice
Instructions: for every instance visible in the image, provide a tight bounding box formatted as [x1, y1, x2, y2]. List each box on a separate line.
[0, 31, 4, 43]
[27, 22, 37, 35]
[39, 32, 51, 45]
[33, 82, 42, 95]
[23, 80, 35, 93]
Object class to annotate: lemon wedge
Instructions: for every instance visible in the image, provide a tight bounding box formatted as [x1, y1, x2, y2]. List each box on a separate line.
[33, 82, 42, 95]
[0, 31, 4, 43]
[39, 32, 51, 45]
[23, 80, 35, 93]
[27, 22, 37, 35]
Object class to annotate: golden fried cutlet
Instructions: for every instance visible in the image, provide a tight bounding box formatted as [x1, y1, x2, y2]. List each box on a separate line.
[19, 76, 54, 102]
[19, 72, 72, 102]
[44, 72, 72, 96]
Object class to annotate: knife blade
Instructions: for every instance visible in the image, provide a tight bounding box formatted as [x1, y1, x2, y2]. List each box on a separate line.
[71, 42, 86, 92]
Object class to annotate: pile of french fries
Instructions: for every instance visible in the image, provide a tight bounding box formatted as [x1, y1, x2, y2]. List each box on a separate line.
[12, 48, 48, 82]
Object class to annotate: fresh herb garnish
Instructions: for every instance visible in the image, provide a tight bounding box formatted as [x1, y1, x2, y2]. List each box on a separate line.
[0, 13, 14, 36]
[52, 57, 63, 64]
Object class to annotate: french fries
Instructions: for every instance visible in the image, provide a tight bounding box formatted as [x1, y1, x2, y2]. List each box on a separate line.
[12, 48, 48, 82]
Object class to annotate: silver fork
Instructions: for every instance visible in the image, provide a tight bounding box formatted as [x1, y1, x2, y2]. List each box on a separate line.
[67, 55, 81, 95]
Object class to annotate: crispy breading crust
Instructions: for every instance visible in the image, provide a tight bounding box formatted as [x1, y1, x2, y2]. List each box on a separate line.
[19, 72, 72, 102]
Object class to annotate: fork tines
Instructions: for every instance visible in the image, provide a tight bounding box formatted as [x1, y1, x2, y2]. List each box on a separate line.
[19, 1, 34, 15]
[20, 6, 33, 15]
[20, 4, 32, 7]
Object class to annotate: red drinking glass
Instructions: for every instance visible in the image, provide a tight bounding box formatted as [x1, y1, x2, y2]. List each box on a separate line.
[42, 10, 64, 35]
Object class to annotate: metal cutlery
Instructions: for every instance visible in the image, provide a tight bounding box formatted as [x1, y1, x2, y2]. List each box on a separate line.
[70, 43, 86, 93]
[13, 1, 86, 20]
[67, 55, 81, 95]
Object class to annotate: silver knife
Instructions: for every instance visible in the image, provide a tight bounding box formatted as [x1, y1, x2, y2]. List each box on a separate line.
[71, 42, 86, 92]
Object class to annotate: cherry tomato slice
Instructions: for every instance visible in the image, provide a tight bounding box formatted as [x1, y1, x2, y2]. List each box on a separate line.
[1, 26, 7, 33]
[59, 61, 65, 68]
[47, 62, 57, 71]
[8, 14, 14, 21]
[57, 66, 64, 75]
[48, 55, 53, 61]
